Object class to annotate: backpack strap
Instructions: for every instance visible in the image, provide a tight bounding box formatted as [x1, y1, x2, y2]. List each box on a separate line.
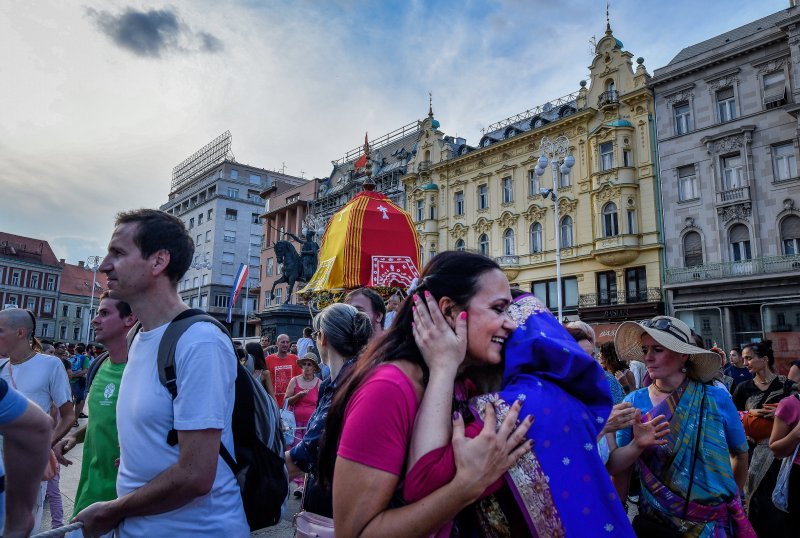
[86, 351, 110, 389]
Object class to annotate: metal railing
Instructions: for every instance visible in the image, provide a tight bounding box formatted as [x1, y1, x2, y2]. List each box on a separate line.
[579, 287, 661, 307]
[716, 185, 750, 204]
[598, 90, 620, 108]
[482, 91, 581, 134]
[333, 121, 420, 165]
[495, 255, 520, 266]
[665, 254, 800, 284]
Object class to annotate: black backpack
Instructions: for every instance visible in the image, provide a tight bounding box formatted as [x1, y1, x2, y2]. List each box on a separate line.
[127, 309, 288, 530]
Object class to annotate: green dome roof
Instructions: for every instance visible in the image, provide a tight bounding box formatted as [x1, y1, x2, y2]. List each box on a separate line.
[421, 182, 439, 191]
[607, 119, 633, 128]
[431, 118, 440, 129]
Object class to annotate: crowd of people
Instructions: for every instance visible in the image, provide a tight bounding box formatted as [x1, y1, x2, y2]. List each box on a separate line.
[0, 208, 798, 537]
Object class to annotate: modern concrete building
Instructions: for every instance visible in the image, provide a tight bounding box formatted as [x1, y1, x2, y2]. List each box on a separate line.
[403, 25, 663, 337]
[0, 232, 61, 339]
[651, 5, 800, 371]
[55, 261, 107, 345]
[160, 134, 306, 337]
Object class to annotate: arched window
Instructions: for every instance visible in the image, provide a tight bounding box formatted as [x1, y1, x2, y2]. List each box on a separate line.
[479, 234, 489, 256]
[729, 224, 751, 261]
[503, 228, 515, 256]
[602, 202, 619, 237]
[683, 231, 703, 267]
[560, 216, 573, 248]
[607, 79, 616, 93]
[530, 222, 542, 253]
[455, 239, 465, 252]
[781, 215, 800, 255]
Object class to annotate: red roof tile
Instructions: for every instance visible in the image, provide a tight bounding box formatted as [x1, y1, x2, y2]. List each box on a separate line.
[0, 232, 60, 266]
[59, 263, 108, 298]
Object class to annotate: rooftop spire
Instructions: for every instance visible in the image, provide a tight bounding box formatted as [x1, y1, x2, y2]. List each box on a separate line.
[605, 2, 612, 34]
[428, 91, 433, 118]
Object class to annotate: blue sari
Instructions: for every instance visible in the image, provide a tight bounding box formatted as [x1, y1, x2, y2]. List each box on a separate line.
[464, 294, 634, 537]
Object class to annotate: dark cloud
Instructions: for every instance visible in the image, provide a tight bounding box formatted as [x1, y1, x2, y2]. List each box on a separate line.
[86, 7, 223, 58]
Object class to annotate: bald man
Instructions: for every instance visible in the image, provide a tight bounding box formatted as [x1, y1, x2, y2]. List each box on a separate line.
[0, 308, 74, 531]
[265, 334, 301, 407]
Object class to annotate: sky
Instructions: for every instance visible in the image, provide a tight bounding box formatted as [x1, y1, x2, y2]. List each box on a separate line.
[0, 0, 789, 263]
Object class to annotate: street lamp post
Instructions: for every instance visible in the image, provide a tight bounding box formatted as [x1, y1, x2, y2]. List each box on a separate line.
[84, 256, 102, 345]
[534, 135, 575, 323]
[192, 261, 213, 310]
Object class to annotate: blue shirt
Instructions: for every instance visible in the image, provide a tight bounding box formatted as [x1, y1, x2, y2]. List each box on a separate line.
[617, 384, 747, 453]
[0, 378, 31, 531]
[604, 370, 625, 404]
[723, 364, 752, 392]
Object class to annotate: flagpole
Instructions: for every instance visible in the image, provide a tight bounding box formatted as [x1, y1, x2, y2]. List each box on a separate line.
[243, 242, 251, 338]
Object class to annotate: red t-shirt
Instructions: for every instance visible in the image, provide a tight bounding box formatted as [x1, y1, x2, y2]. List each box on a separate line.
[266, 354, 301, 407]
[337, 364, 420, 476]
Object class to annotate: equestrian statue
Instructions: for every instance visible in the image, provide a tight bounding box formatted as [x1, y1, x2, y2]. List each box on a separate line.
[269, 230, 319, 305]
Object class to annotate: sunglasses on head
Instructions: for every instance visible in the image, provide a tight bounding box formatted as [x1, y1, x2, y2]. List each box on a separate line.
[639, 318, 691, 345]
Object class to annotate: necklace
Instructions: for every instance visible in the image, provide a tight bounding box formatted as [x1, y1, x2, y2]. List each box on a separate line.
[755, 373, 775, 386]
[652, 382, 674, 394]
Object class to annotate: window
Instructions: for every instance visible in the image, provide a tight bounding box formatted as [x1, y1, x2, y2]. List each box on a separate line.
[478, 234, 489, 256]
[26, 297, 35, 310]
[763, 71, 787, 108]
[721, 155, 743, 191]
[625, 267, 647, 302]
[264, 291, 272, 307]
[215, 294, 230, 308]
[673, 102, 691, 135]
[46, 275, 56, 291]
[478, 184, 488, 209]
[221, 273, 235, 286]
[503, 228, 515, 256]
[224, 231, 237, 243]
[780, 215, 800, 255]
[274, 288, 283, 305]
[416, 200, 424, 222]
[623, 150, 632, 168]
[729, 224, 752, 261]
[530, 222, 542, 253]
[454, 191, 464, 215]
[772, 142, 797, 182]
[602, 202, 619, 237]
[225, 208, 238, 221]
[683, 231, 703, 267]
[11, 271, 20, 286]
[251, 213, 260, 224]
[250, 234, 261, 246]
[716, 87, 737, 123]
[6, 296, 18, 307]
[429, 205, 437, 220]
[41, 323, 50, 338]
[60, 325, 66, 339]
[558, 167, 571, 188]
[597, 271, 618, 305]
[600, 142, 614, 171]
[227, 187, 239, 198]
[502, 177, 513, 203]
[528, 169, 540, 197]
[76, 306, 83, 319]
[205, 230, 211, 242]
[74, 327, 81, 341]
[266, 257, 274, 276]
[250, 173, 261, 184]
[198, 213, 203, 225]
[560, 216, 573, 248]
[627, 209, 636, 234]
[677, 165, 698, 201]
[188, 218, 194, 229]
[531, 276, 579, 311]
[196, 234, 202, 245]
[222, 251, 235, 264]
[455, 239, 465, 252]
[208, 208, 213, 220]
[202, 274, 209, 285]
[248, 191, 261, 203]
[43, 299, 53, 314]
[30, 273, 39, 289]
[193, 276, 199, 289]
[62, 304, 69, 317]
[230, 169, 238, 179]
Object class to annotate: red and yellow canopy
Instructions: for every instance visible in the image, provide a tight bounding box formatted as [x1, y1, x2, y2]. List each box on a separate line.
[300, 190, 420, 300]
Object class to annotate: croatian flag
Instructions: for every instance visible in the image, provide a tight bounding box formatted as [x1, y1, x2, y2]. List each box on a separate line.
[227, 263, 249, 323]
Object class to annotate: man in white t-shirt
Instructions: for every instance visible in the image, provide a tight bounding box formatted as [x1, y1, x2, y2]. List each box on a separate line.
[74, 209, 248, 537]
[296, 327, 315, 359]
[0, 307, 74, 531]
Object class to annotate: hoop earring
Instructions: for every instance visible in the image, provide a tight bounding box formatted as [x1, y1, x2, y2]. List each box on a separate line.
[681, 366, 687, 373]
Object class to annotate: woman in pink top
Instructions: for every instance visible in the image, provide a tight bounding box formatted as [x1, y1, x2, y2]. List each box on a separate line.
[770, 393, 800, 526]
[317, 251, 532, 537]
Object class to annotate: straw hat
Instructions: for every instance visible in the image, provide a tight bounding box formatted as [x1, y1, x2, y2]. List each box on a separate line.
[614, 316, 722, 383]
[297, 352, 321, 373]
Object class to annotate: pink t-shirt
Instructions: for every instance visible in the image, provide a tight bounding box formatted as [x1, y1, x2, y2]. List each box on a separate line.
[775, 394, 800, 464]
[337, 363, 420, 476]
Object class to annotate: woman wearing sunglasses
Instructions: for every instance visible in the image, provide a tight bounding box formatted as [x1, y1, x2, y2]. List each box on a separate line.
[608, 316, 754, 536]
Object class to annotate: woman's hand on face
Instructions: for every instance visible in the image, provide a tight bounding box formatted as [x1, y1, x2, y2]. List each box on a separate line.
[601, 402, 636, 436]
[632, 410, 670, 451]
[411, 291, 468, 376]
[451, 401, 533, 502]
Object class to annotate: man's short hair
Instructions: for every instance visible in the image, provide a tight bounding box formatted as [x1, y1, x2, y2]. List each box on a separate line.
[99, 290, 132, 318]
[115, 209, 194, 283]
[345, 288, 386, 317]
[730, 346, 742, 354]
[303, 327, 312, 337]
[75, 343, 86, 353]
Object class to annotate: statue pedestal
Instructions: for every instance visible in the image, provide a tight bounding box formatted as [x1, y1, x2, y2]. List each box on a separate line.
[258, 304, 315, 346]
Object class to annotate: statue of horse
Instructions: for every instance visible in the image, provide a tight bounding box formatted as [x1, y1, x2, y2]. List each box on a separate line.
[270, 240, 305, 305]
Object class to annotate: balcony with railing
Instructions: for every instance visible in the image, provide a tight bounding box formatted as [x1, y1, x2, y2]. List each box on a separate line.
[665, 254, 800, 284]
[495, 255, 521, 279]
[598, 90, 620, 108]
[417, 160, 432, 173]
[715, 185, 750, 206]
[579, 287, 661, 308]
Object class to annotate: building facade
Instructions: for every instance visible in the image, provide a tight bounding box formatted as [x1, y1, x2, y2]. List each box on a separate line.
[56, 261, 107, 345]
[651, 6, 800, 372]
[161, 157, 305, 337]
[403, 26, 663, 337]
[0, 232, 61, 339]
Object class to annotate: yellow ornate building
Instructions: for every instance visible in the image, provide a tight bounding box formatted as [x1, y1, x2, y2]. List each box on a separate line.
[403, 26, 664, 336]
